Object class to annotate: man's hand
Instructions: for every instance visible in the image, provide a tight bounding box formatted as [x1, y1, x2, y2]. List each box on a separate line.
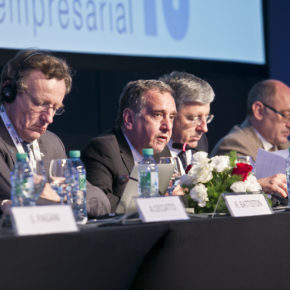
[40, 183, 61, 202]
[171, 184, 185, 196]
[258, 173, 287, 198]
[1, 200, 12, 215]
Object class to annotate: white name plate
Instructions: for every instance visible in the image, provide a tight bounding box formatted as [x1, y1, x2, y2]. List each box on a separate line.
[223, 193, 273, 217]
[136, 196, 189, 223]
[11, 205, 78, 236]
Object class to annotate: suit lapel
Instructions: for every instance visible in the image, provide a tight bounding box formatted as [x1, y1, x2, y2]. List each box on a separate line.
[114, 128, 134, 174]
[114, 128, 172, 172]
[0, 118, 18, 166]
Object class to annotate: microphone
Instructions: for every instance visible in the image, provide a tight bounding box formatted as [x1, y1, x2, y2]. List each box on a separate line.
[172, 142, 195, 152]
[172, 143, 197, 170]
[118, 175, 138, 185]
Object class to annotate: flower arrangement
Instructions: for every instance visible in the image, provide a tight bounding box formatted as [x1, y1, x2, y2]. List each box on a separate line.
[180, 151, 262, 213]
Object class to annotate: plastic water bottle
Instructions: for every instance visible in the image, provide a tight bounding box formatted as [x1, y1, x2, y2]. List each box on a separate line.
[286, 147, 290, 206]
[69, 150, 87, 224]
[138, 148, 159, 197]
[11, 152, 34, 206]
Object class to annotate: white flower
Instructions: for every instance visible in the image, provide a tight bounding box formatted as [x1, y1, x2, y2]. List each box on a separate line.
[210, 155, 230, 172]
[190, 183, 209, 207]
[187, 162, 213, 184]
[186, 152, 213, 184]
[230, 175, 261, 193]
[191, 151, 209, 164]
[230, 181, 247, 192]
[244, 175, 262, 192]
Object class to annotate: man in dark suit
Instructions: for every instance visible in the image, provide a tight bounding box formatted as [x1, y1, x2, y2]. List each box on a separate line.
[160, 71, 215, 172]
[0, 49, 110, 216]
[81, 80, 177, 212]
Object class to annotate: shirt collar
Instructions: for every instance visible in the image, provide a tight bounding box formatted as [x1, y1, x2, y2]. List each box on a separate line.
[253, 128, 275, 151]
[121, 129, 143, 164]
[167, 139, 180, 157]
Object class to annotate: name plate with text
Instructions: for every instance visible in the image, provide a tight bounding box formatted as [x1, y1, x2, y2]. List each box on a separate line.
[136, 196, 189, 223]
[11, 205, 78, 236]
[223, 193, 273, 217]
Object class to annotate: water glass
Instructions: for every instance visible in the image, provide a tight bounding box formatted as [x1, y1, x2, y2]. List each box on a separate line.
[49, 159, 72, 204]
[159, 157, 181, 195]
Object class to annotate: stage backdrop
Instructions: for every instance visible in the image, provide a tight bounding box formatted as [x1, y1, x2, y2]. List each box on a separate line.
[1, 0, 288, 153]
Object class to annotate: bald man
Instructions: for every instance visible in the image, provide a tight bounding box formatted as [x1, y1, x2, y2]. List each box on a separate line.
[212, 79, 290, 200]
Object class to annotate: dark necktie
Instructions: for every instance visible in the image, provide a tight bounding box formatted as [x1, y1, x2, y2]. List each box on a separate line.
[178, 148, 198, 170]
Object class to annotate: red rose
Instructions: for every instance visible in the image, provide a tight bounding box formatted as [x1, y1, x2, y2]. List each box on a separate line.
[232, 163, 253, 181]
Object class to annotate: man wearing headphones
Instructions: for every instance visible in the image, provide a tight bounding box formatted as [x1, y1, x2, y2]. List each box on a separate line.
[0, 49, 110, 216]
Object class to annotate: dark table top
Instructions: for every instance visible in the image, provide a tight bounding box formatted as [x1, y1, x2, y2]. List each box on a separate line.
[1, 210, 290, 290]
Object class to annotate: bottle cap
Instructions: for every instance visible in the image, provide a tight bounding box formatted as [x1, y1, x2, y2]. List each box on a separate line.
[16, 152, 27, 160]
[142, 148, 154, 156]
[69, 150, 81, 158]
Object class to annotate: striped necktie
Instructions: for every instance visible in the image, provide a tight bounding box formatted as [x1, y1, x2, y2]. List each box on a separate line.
[22, 142, 34, 160]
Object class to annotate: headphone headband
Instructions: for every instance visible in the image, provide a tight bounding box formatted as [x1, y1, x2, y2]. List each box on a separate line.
[22, 51, 43, 64]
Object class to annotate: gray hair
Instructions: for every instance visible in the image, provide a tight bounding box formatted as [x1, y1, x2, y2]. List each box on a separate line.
[116, 79, 173, 126]
[159, 71, 215, 110]
[247, 80, 277, 115]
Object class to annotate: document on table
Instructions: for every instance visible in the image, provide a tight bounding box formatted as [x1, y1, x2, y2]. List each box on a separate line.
[255, 149, 288, 179]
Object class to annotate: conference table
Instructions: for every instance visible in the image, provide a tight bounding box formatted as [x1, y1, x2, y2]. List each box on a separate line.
[1, 210, 290, 290]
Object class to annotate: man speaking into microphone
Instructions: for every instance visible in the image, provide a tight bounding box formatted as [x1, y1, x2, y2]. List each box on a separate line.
[81, 80, 176, 212]
[160, 71, 215, 172]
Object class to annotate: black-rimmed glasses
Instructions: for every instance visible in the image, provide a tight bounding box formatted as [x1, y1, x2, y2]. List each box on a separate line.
[262, 102, 290, 121]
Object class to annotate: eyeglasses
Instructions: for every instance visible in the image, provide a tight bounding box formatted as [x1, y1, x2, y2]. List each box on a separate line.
[189, 114, 214, 125]
[262, 102, 290, 121]
[190, 114, 214, 125]
[24, 90, 65, 116]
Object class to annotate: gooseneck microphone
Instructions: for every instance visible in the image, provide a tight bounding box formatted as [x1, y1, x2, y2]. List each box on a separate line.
[172, 142, 196, 152]
[172, 143, 198, 171]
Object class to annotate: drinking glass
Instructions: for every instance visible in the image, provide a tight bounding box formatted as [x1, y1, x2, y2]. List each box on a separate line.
[159, 157, 181, 195]
[236, 155, 255, 174]
[236, 155, 252, 165]
[49, 159, 72, 204]
[29, 160, 47, 205]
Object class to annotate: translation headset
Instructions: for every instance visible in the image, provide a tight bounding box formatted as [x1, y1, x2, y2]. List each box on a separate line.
[1, 51, 44, 103]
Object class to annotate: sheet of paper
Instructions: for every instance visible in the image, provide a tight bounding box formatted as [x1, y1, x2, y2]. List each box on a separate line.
[255, 149, 288, 179]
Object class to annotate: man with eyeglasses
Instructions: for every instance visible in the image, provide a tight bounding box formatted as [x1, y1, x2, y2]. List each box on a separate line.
[212, 79, 290, 200]
[0, 49, 110, 216]
[160, 71, 215, 172]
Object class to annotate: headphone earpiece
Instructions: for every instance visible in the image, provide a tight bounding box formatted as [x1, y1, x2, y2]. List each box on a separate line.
[1, 84, 16, 103]
[1, 50, 44, 104]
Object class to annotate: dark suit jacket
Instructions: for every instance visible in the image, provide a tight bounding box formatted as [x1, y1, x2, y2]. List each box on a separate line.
[81, 127, 171, 212]
[0, 118, 110, 217]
